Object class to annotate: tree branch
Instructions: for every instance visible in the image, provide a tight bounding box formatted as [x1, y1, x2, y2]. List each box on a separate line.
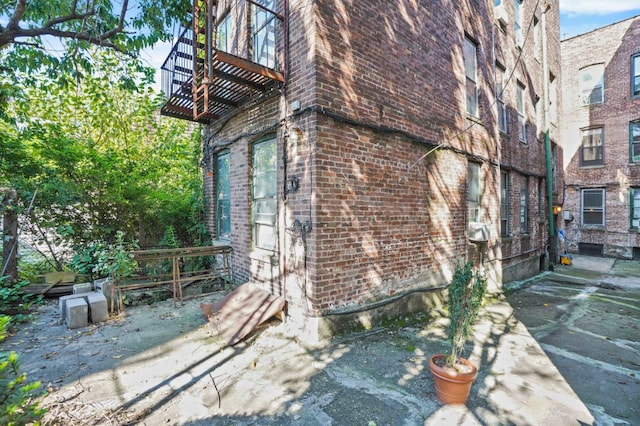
[7, 0, 27, 31]
[1, 0, 132, 52]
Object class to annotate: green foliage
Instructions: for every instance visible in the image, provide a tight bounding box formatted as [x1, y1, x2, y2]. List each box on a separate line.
[1, 50, 204, 267]
[446, 261, 487, 368]
[70, 241, 106, 281]
[93, 232, 139, 283]
[0, 276, 42, 323]
[0, 317, 46, 425]
[0, 0, 190, 83]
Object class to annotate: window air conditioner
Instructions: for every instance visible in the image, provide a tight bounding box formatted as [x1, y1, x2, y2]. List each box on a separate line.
[468, 222, 490, 242]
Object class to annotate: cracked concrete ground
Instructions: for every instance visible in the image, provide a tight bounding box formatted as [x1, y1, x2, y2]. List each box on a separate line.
[505, 258, 640, 425]
[3, 255, 636, 425]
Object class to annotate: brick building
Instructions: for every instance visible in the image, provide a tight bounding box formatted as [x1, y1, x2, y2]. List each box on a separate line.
[160, 0, 562, 340]
[560, 16, 640, 259]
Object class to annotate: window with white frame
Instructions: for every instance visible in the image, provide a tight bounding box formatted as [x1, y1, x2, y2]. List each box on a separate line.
[632, 188, 640, 229]
[252, 137, 277, 250]
[252, 0, 277, 68]
[500, 172, 509, 236]
[632, 53, 640, 97]
[579, 64, 604, 105]
[582, 188, 605, 226]
[514, 0, 523, 47]
[464, 37, 479, 117]
[630, 120, 640, 163]
[533, 16, 540, 61]
[215, 151, 231, 240]
[520, 177, 528, 233]
[580, 127, 604, 167]
[517, 83, 526, 143]
[217, 14, 233, 53]
[468, 162, 481, 223]
[496, 63, 508, 133]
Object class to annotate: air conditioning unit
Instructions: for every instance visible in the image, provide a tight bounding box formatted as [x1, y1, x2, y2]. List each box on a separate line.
[468, 222, 490, 242]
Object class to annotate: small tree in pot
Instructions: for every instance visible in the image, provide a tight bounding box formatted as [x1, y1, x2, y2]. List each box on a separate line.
[429, 261, 487, 404]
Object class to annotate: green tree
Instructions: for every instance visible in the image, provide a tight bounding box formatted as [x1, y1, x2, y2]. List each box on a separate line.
[0, 0, 190, 80]
[0, 50, 204, 268]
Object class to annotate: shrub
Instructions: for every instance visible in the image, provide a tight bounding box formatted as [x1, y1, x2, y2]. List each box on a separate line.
[446, 261, 487, 368]
[0, 316, 46, 425]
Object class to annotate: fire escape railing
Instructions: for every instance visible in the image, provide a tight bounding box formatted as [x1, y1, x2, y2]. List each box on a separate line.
[160, 0, 285, 123]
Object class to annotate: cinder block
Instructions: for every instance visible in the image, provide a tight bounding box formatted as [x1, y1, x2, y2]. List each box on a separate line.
[65, 298, 89, 329]
[73, 282, 93, 294]
[59, 293, 89, 320]
[85, 292, 109, 323]
[94, 277, 114, 311]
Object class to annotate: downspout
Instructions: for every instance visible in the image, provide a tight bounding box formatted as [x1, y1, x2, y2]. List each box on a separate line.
[541, 2, 557, 268]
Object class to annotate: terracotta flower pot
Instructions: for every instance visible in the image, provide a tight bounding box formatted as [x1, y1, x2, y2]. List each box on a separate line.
[429, 354, 478, 405]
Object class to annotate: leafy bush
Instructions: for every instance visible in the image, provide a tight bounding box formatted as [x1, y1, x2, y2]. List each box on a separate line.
[0, 316, 46, 425]
[92, 231, 139, 283]
[0, 276, 42, 323]
[71, 241, 107, 281]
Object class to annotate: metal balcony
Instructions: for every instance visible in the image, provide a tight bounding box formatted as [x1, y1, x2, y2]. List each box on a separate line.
[160, 0, 285, 123]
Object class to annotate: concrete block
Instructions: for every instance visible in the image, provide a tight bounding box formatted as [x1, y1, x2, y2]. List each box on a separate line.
[65, 298, 88, 329]
[73, 282, 93, 294]
[85, 292, 109, 323]
[94, 277, 114, 311]
[59, 293, 89, 320]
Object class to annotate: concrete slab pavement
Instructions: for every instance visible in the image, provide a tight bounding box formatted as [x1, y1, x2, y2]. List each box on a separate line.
[507, 255, 640, 425]
[12, 253, 636, 424]
[12, 292, 595, 425]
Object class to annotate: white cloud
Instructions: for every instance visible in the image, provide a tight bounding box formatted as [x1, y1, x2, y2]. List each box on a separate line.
[560, 0, 640, 15]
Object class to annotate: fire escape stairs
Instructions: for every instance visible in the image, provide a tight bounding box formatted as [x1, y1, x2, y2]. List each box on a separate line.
[160, 0, 285, 124]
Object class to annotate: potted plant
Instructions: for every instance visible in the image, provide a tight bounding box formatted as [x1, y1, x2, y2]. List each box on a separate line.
[429, 260, 487, 404]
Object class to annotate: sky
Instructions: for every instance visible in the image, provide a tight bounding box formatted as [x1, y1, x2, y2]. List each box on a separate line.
[559, 0, 640, 39]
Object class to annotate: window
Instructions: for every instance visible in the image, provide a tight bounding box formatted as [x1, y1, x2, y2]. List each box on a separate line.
[538, 178, 544, 217]
[217, 14, 233, 53]
[631, 120, 640, 163]
[252, 137, 277, 250]
[252, 0, 277, 68]
[580, 127, 604, 166]
[632, 53, 640, 97]
[520, 177, 528, 233]
[549, 74, 557, 124]
[517, 83, 526, 143]
[582, 189, 604, 226]
[496, 63, 508, 133]
[533, 17, 540, 61]
[464, 38, 479, 117]
[468, 162, 481, 222]
[500, 172, 509, 236]
[215, 151, 231, 240]
[579, 64, 604, 105]
[631, 188, 640, 229]
[514, 0, 523, 47]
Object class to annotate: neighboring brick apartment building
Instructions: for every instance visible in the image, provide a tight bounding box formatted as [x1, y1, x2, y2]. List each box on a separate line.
[160, 0, 562, 340]
[560, 16, 640, 259]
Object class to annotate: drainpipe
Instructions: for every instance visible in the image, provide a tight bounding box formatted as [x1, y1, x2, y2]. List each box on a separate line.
[541, 2, 557, 268]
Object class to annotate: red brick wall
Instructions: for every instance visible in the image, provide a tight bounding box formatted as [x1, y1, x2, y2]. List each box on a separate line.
[561, 16, 640, 258]
[201, 0, 563, 316]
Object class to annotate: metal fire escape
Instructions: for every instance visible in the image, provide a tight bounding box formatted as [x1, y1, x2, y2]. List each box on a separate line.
[160, 0, 285, 123]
